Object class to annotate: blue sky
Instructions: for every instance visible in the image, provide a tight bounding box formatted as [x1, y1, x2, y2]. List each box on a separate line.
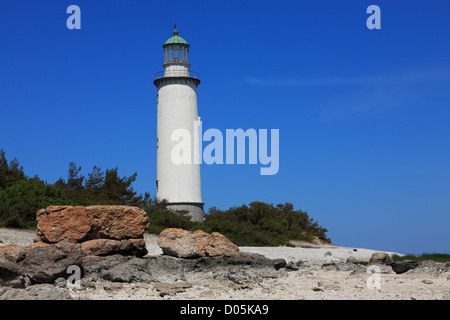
[1, 0, 449, 254]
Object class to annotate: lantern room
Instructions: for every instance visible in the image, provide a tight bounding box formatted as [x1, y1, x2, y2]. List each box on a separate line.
[163, 27, 190, 65]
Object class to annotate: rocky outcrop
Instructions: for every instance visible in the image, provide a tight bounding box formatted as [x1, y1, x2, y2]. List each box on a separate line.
[80, 239, 147, 257]
[35, 205, 149, 243]
[0, 241, 82, 285]
[34, 205, 149, 258]
[0, 205, 150, 288]
[158, 228, 239, 258]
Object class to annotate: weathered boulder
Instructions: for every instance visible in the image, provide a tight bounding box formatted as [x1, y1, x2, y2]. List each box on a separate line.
[35, 205, 150, 243]
[86, 205, 149, 240]
[81, 238, 147, 257]
[82, 255, 153, 283]
[0, 242, 82, 285]
[33, 205, 149, 257]
[158, 228, 239, 259]
[20, 242, 83, 283]
[273, 258, 286, 270]
[369, 252, 393, 265]
[35, 206, 90, 243]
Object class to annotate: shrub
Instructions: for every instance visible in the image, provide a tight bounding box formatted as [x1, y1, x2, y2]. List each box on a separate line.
[204, 201, 330, 246]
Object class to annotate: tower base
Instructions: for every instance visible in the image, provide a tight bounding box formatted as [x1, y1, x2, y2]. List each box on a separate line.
[167, 202, 204, 223]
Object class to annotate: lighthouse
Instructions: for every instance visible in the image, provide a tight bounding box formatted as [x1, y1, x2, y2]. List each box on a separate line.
[154, 27, 204, 222]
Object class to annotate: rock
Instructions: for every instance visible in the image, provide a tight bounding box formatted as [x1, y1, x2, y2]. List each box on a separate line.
[421, 279, 433, 285]
[0, 244, 27, 263]
[158, 228, 238, 259]
[154, 283, 192, 297]
[225, 268, 260, 284]
[81, 238, 147, 257]
[324, 251, 332, 257]
[273, 258, 286, 270]
[286, 261, 299, 271]
[295, 260, 306, 267]
[35, 206, 91, 243]
[0, 242, 78, 286]
[335, 262, 367, 272]
[82, 255, 152, 283]
[34, 205, 149, 244]
[346, 256, 358, 263]
[369, 252, 393, 265]
[86, 205, 149, 240]
[389, 260, 419, 274]
[21, 242, 83, 283]
[0, 284, 72, 300]
[410, 260, 440, 275]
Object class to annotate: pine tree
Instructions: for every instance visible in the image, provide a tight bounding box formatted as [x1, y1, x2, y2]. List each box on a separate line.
[67, 162, 84, 190]
[85, 166, 104, 190]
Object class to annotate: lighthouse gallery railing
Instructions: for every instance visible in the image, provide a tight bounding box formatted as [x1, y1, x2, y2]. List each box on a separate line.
[154, 70, 200, 80]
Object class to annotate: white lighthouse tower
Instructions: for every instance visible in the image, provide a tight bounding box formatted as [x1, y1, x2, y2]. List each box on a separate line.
[154, 27, 203, 222]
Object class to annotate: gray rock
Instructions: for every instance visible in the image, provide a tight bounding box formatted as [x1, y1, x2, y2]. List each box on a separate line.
[389, 260, 419, 274]
[286, 261, 299, 271]
[410, 260, 440, 275]
[99, 261, 153, 283]
[273, 258, 286, 270]
[153, 282, 192, 297]
[82, 254, 153, 283]
[335, 262, 366, 272]
[20, 242, 83, 283]
[0, 284, 72, 300]
[295, 260, 305, 267]
[0, 242, 82, 285]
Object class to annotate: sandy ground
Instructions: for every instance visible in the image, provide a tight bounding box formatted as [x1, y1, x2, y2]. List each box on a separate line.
[1, 228, 449, 300]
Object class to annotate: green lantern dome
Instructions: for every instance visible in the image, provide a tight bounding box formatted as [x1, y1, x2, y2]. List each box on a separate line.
[164, 27, 189, 45]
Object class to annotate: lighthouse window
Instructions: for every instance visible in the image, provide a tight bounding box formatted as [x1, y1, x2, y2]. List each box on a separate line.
[164, 45, 189, 63]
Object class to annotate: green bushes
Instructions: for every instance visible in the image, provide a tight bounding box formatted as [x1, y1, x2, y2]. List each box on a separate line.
[204, 201, 330, 246]
[0, 178, 73, 229]
[391, 253, 450, 263]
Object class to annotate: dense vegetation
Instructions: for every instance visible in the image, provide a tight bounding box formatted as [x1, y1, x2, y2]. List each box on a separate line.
[392, 253, 450, 263]
[0, 148, 330, 246]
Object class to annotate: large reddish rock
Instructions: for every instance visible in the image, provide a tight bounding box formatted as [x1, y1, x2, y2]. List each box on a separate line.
[86, 205, 149, 240]
[158, 228, 239, 259]
[35, 205, 150, 243]
[35, 206, 91, 243]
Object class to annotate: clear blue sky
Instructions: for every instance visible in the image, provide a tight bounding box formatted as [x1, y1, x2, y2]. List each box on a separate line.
[1, 0, 449, 254]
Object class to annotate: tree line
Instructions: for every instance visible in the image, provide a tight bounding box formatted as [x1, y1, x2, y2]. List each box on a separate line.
[0, 148, 330, 246]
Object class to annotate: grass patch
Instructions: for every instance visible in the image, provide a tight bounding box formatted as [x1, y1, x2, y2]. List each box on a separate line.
[392, 253, 450, 263]
[321, 262, 336, 268]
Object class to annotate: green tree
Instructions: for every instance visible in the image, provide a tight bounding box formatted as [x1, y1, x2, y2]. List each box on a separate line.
[67, 162, 84, 190]
[85, 166, 104, 190]
[0, 149, 26, 189]
[0, 178, 72, 228]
